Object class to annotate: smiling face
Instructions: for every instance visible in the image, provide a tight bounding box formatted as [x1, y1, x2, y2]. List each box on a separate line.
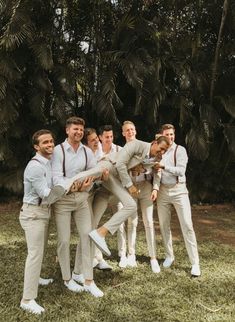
[87, 132, 100, 152]
[150, 140, 169, 160]
[34, 133, 54, 159]
[122, 123, 136, 142]
[161, 128, 175, 146]
[66, 123, 84, 145]
[99, 130, 113, 147]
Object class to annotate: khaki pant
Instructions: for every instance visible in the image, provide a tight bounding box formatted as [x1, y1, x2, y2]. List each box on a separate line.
[157, 183, 199, 265]
[118, 181, 156, 258]
[20, 203, 51, 300]
[92, 187, 123, 260]
[100, 172, 137, 234]
[53, 191, 93, 281]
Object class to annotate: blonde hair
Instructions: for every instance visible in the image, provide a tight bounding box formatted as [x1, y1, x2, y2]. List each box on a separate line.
[122, 120, 135, 130]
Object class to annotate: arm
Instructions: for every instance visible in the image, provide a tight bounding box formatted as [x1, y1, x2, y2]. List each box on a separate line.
[51, 146, 67, 188]
[28, 165, 51, 199]
[115, 141, 141, 188]
[164, 146, 188, 177]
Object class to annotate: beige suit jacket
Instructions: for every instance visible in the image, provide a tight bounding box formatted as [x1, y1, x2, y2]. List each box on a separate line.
[109, 139, 160, 190]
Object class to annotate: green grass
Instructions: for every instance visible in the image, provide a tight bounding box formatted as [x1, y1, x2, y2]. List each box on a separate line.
[0, 203, 235, 322]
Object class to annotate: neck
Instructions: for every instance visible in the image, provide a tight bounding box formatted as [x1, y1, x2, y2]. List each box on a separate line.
[37, 152, 51, 160]
[68, 138, 80, 151]
[102, 144, 112, 154]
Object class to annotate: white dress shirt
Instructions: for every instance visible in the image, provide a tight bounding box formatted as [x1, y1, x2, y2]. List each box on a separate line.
[161, 142, 188, 185]
[97, 142, 122, 159]
[23, 153, 52, 205]
[52, 139, 96, 188]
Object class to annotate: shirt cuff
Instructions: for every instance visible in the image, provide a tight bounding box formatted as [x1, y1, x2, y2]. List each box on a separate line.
[126, 182, 133, 188]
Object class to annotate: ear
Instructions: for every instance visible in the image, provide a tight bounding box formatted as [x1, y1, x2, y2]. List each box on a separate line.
[99, 134, 102, 141]
[34, 144, 40, 152]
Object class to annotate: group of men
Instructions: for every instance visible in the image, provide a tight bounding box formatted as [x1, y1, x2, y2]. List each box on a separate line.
[19, 117, 200, 315]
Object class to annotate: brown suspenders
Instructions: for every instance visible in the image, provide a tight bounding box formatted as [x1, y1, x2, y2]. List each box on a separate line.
[174, 145, 179, 184]
[60, 143, 88, 177]
[30, 158, 44, 205]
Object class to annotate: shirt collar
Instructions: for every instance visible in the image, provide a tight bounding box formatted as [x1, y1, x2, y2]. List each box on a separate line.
[64, 139, 84, 152]
[35, 152, 50, 165]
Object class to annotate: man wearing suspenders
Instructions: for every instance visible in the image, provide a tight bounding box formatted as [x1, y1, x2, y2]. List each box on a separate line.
[52, 117, 104, 297]
[20, 129, 65, 314]
[155, 124, 201, 277]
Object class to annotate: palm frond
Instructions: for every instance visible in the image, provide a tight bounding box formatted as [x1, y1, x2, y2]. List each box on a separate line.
[31, 42, 53, 70]
[0, 53, 21, 80]
[223, 125, 235, 159]
[0, 75, 7, 99]
[217, 95, 235, 118]
[185, 125, 210, 161]
[51, 96, 74, 125]
[0, 94, 19, 126]
[0, 8, 34, 50]
[28, 89, 46, 121]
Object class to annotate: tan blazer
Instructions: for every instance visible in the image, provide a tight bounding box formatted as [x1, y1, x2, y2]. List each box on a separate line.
[111, 139, 160, 190]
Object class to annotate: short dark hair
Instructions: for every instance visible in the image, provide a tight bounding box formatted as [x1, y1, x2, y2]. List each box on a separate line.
[83, 128, 97, 145]
[66, 116, 85, 128]
[154, 135, 170, 146]
[160, 124, 175, 133]
[98, 124, 113, 135]
[32, 129, 53, 146]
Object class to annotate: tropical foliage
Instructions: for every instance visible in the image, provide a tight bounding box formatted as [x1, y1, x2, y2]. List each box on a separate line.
[0, 0, 234, 201]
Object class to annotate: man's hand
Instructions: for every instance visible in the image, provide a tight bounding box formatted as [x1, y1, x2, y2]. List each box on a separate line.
[128, 185, 140, 198]
[153, 162, 164, 172]
[130, 164, 146, 177]
[79, 176, 95, 191]
[69, 180, 83, 193]
[150, 189, 158, 202]
[101, 168, 109, 181]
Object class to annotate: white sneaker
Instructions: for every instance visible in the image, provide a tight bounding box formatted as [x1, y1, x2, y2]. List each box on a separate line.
[163, 257, 174, 268]
[84, 281, 104, 297]
[39, 277, 54, 286]
[89, 230, 111, 256]
[64, 279, 84, 292]
[72, 272, 85, 284]
[93, 258, 99, 268]
[127, 254, 137, 267]
[20, 299, 45, 315]
[119, 256, 128, 268]
[97, 259, 112, 270]
[191, 264, 201, 277]
[150, 259, 161, 273]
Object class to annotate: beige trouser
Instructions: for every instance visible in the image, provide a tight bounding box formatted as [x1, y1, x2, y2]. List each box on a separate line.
[19, 203, 51, 300]
[53, 191, 93, 281]
[92, 186, 123, 260]
[94, 160, 137, 234]
[118, 180, 156, 258]
[157, 183, 199, 265]
[90, 160, 137, 234]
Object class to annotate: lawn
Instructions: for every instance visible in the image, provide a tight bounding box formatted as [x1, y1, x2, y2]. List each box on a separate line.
[0, 201, 234, 322]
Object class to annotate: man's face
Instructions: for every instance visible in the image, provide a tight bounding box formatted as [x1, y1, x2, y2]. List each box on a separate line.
[66, 123, 84, 144]
[34, 134, 54, 158]
[162, 128, 175, 146]
[122, 124, 136, 142]
[150, 141, 169, 160]
[87, 132, 99, 152]
[99, 130, 113, 147]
